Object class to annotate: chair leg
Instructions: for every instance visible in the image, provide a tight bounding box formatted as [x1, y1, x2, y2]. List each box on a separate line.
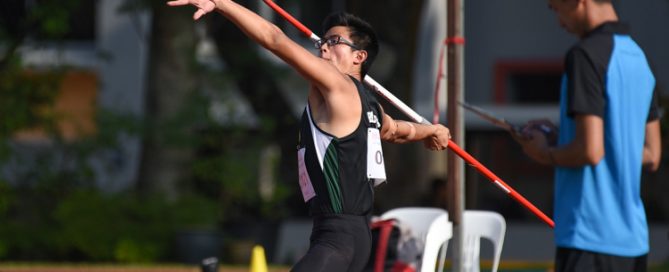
[437, 241, 448, 272]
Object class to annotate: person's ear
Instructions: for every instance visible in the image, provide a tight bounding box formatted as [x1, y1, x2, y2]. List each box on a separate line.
[353, 50, 368, 65]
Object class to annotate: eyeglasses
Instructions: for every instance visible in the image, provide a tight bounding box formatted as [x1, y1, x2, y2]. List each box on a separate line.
[314, 36, 360, 50]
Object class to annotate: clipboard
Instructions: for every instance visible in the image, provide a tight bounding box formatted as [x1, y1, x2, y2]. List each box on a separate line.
[458, 101, 523, 136]
[459, 101, 555, 142]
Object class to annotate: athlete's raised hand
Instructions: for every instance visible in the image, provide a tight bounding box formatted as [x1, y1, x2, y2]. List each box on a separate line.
[167, 0, 217, 20]
[423, 124, 450, 151]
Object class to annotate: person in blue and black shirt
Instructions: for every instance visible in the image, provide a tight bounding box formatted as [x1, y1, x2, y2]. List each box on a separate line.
[514, 0, 662, 271]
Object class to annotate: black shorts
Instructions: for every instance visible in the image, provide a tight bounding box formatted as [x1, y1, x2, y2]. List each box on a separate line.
[291, 214, 372, 272]
[555, 247, 647, 272]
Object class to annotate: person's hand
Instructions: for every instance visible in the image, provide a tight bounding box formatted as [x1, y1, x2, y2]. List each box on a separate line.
[514, 127, 552, 164]
[167, 0, 218, 20]
[424, 124, 450, 151]
[511, 119, 557, 145]
[523, 119, 558, 145]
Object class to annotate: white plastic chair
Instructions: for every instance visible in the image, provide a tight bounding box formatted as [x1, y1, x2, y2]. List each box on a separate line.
[462, 210, 506, 272]
[380, 207, 453, 272]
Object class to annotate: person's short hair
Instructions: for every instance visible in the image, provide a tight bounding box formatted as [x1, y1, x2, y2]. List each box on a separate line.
[322, 12, 379, 78]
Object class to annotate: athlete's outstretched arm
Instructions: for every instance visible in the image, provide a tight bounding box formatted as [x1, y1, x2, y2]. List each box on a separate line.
[380, 112, 450, 151]
[167, 0, 349, 94]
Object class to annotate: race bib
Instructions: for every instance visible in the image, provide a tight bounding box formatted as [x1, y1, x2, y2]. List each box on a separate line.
[367, 128, 387, 186]
[297, 148, 316, 202]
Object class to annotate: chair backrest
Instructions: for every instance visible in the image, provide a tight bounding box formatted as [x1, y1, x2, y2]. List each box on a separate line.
[462, 210, 506, 272]
[380, 207, 452, 272]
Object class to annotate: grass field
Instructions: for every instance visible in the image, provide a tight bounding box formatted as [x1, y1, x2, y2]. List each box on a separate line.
[0, 264, 289, 272]
[0, 263, 550, 272]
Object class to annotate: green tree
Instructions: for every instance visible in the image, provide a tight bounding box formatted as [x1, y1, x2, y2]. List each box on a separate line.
[0, 0, 155, 262]
[138, 0, 199, 199]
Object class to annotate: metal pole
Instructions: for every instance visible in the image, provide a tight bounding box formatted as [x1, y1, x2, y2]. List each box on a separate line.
[446, 0, 465, 270]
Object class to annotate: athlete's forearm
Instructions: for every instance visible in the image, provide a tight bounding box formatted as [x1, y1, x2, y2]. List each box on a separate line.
[384, 119, 445, 144]
[410, 122, 440, 141]
[212, 0, 286, 52]
[391, 120, 417, 143]
[209, 0, 338, 93]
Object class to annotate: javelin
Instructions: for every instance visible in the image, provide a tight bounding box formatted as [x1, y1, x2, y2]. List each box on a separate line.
[262, 0, 554, 228]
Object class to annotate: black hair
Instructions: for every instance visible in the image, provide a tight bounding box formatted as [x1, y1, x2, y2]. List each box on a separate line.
[322, 12, 379, 78]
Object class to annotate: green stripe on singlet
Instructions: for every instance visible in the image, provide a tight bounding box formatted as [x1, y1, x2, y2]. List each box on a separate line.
[323, 141, 343, 213]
